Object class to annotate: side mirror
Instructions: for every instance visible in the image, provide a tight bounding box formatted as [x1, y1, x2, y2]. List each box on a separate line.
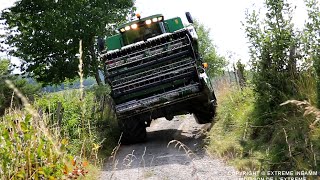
[97, 37, 105, 52]
[185, 12, 194, 24]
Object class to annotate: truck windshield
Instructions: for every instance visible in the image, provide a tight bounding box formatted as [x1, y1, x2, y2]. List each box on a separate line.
[122, 23, 162, 46]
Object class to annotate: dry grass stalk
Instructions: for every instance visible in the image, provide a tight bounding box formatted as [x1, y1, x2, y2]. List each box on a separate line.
[110, 133, 123, 166]
[167, 140, 196, 159]
[122, 150, 137, 168]
[9, 91, 14, 111]
[139, 146, 147, 168]
[281, 100, 320, 129]
[167, 140, 199, 179]
[282, 128, 292, 157]
[108, 133, 123, 180]
[310, 142, 317, 167]
[5, 80, 62, 156]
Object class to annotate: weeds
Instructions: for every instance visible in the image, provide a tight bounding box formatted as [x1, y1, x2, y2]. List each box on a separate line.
[208, 79, 320, 172]
[281, 100, 320, 129]
[0, 40, 118, 179]
[167, 140, 196, 160]
[0, 81, 66, 179]
[167, 140, 199, 178]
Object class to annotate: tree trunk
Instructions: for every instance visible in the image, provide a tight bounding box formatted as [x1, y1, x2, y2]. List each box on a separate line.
[288, 45, 297, 76]
[104, 63, 108, 84]
[89, 37, 103, 86]
[94, 71, 102, 86]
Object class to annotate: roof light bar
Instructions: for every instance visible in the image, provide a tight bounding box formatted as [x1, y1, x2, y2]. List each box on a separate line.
[145, 19, 152, 25]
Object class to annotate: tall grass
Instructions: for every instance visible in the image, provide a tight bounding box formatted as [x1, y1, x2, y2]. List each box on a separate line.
[0, 81, 67, 179]
[0, 40, 118, 179]
[208, 71, 320, 172]
[207, 85, 259, 171]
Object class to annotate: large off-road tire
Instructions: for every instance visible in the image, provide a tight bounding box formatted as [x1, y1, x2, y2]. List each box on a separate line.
[193, 89, 217, 124]
[118, 117, 147, 144]
[193, 102, 216, 124]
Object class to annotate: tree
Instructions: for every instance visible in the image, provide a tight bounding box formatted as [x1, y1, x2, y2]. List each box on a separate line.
[0, 58, 40, 115]
[304, 0, 320, 108]
[236, 60, 246, 88]
[244, 0, 299, 115]
[1, 0, 134, 85]
[243, 0, 320, 170]
[193, 20, 226, 77]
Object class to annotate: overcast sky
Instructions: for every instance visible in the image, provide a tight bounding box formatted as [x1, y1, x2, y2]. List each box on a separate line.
[135, 0, 308, 65]
[0, 0, 309, 66]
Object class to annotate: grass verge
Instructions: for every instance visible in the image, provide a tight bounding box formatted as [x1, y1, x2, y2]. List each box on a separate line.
[207, 83, 320, 172]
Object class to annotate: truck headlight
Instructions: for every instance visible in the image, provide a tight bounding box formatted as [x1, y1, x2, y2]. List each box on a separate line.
[152, 18, 158, 22]
[125, 26, 130, 31]
[131, 24, 138, 29]
[145, 19, 152, 25]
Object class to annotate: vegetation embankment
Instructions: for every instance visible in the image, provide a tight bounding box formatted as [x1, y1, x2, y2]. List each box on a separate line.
[208, 76, 320, 171]
[208, 0, 320, 173]
[0, 0, 136, 178]
[0, 52, 118, 179]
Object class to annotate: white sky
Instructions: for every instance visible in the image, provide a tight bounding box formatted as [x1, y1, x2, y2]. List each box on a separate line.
[0, 0, 310, 67]
[135, 0, 308, 65]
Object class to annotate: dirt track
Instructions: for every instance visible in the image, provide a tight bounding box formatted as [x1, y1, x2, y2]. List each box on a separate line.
[100, 114, 240, 180]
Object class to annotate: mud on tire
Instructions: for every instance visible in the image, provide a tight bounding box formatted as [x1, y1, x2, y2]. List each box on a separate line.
[118, 117, 147, 144]
[193, 102, 217, 124]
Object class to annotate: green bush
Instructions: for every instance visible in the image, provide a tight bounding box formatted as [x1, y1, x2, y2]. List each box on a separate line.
[208, 83, 320, 172]
[208, 87, 259, 171]
[34, 87, 119, 157]
[0, 111, 67, 179]
[0, 59, 41, 115]
[0, 81, 115, 179]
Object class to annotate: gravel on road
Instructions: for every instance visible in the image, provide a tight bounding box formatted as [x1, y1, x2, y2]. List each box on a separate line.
[100, 114, 240, 180]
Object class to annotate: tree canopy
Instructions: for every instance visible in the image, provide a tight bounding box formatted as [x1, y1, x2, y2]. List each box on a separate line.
[1, 0, 134, 85]
[244, 0, 299, 112]
[305, 0, 320, 107]
[193, 20, 226, 77]
[0, 58, 40, 115]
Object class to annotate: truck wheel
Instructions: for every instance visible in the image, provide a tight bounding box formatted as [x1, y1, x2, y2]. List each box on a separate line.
[118, 117, 147, 144]
[193, 102, 216, 124]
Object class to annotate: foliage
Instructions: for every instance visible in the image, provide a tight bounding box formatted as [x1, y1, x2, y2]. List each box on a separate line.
[34, 87, 118, 157]
[0, 104, 101, 179]
[0, 58, 40, 115]
[244, 0, 301, 151]
[208, 87, 256, 171]
[244, 0, 299, 116]
[0, 81, 117, 178]
[0, 110, 67, 179]
[0, 0, 134, 85]
[193, 20, 227, 77]
[223, 0, 320, 171]
[208, 82, 320, 172]
[304, 0, 320, 108]
[236, 60, 246, 87]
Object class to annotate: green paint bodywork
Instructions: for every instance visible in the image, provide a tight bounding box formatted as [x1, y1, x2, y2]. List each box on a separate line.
[106, 34, 122, 51]
[164, 17, 184, 33]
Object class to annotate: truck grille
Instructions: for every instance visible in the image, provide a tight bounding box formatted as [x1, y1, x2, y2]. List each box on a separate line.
[101, 29, 200, 114]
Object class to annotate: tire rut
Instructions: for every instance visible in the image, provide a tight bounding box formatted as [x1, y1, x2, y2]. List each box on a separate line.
[100, 115, 240, 180]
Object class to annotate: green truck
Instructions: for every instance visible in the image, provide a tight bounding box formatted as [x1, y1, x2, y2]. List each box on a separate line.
[99, 12, 217, 144]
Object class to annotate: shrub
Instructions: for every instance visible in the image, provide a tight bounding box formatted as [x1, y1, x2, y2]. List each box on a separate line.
[0, 111, 67, 179]
[34, 87, 119, 158]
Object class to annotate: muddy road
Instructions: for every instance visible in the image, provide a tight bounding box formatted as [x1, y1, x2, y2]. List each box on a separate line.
[100, 115, 239, 180]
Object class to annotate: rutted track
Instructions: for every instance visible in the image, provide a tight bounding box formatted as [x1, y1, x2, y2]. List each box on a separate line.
[100, 115, 240, 180]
